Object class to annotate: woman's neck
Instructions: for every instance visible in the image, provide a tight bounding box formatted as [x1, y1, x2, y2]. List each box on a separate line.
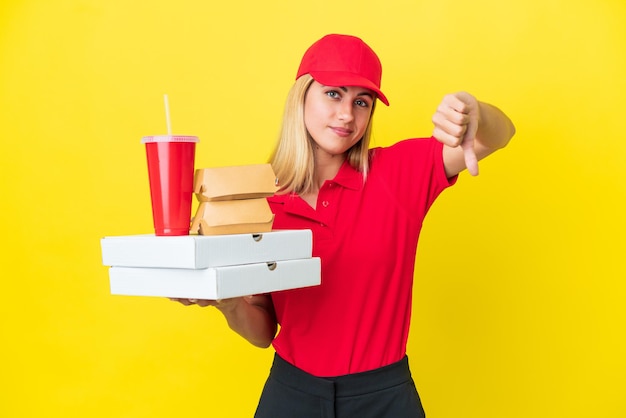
[301, 152, 346, 209]
[313, 152, 345, 188]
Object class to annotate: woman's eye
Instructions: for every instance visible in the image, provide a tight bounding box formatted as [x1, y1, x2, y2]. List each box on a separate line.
[355, 99, 369, 108]
[326, 90, 339, 98]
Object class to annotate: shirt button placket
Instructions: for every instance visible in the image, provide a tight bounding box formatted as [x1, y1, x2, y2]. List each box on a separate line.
[318, 182, 334, 230]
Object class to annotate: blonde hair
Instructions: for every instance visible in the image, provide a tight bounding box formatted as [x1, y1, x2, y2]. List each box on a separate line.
[269, 74, 376, 195]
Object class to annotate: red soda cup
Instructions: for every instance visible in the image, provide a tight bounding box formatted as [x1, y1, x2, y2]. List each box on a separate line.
[141, 135, 199, 236]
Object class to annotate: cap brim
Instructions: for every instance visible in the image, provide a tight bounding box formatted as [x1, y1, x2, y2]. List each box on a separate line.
[309, 71, 389, 106]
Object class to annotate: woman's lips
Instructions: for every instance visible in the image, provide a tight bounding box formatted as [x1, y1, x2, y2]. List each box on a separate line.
[330, 127, 353, 137]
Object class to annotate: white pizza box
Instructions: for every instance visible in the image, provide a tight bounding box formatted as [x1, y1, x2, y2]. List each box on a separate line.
[108, 257, 321, 299]
[101, 229, 312, 269]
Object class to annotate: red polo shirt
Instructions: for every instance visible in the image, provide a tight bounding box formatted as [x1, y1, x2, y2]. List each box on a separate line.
[267, 137, 456, 377]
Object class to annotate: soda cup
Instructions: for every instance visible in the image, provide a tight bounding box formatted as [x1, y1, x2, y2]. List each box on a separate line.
[141, 135, 199, 236]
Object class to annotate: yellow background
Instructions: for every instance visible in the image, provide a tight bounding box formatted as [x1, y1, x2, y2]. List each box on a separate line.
[1, 0, 625, 417]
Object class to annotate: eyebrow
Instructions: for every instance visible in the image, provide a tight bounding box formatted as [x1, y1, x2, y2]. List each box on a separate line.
[338, 86, 374, 99]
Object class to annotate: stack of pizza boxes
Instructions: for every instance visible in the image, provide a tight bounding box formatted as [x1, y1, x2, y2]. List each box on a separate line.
[101, 164, 320, 300]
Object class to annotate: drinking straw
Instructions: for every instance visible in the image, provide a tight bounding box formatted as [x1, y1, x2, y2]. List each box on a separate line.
[164, 94, 172, 135]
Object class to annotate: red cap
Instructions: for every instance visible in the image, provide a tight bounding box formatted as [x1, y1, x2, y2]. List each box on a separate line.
[296, 34, 389, 106]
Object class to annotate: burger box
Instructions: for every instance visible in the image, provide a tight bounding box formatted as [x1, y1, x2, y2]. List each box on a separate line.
[108, 257, 321, 299]
[194, 164, 278, 201]
[101, 229, 313, 269]
[189, 198, 273, 236]
[191, 164, 279, 235]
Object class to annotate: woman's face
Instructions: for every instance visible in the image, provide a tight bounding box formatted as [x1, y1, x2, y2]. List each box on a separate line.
[304, 81, 374, 159]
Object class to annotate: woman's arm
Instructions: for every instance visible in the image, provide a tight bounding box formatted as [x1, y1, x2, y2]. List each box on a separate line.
[433, 92, 516, 177]
[171, 295, 277, 348]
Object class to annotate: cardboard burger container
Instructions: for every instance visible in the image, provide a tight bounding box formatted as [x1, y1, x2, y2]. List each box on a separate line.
[190, 198, 275, 236]
[191, 164, 279, 235]
[194, 164, 278, 201]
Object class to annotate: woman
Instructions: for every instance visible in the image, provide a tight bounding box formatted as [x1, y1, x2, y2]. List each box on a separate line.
[174, 34, 515, 417]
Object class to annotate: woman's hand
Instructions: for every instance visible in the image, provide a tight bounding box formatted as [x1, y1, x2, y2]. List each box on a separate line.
[169, 295, 277, 348]
[432, 92, 480, 176]
[169, 296, 249, 310]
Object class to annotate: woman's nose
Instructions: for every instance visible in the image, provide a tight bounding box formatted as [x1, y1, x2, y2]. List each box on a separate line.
[337, 101, 354, 121]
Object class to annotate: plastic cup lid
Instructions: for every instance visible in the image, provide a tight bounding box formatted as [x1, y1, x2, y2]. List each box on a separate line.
[141, 135, 199, 143]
